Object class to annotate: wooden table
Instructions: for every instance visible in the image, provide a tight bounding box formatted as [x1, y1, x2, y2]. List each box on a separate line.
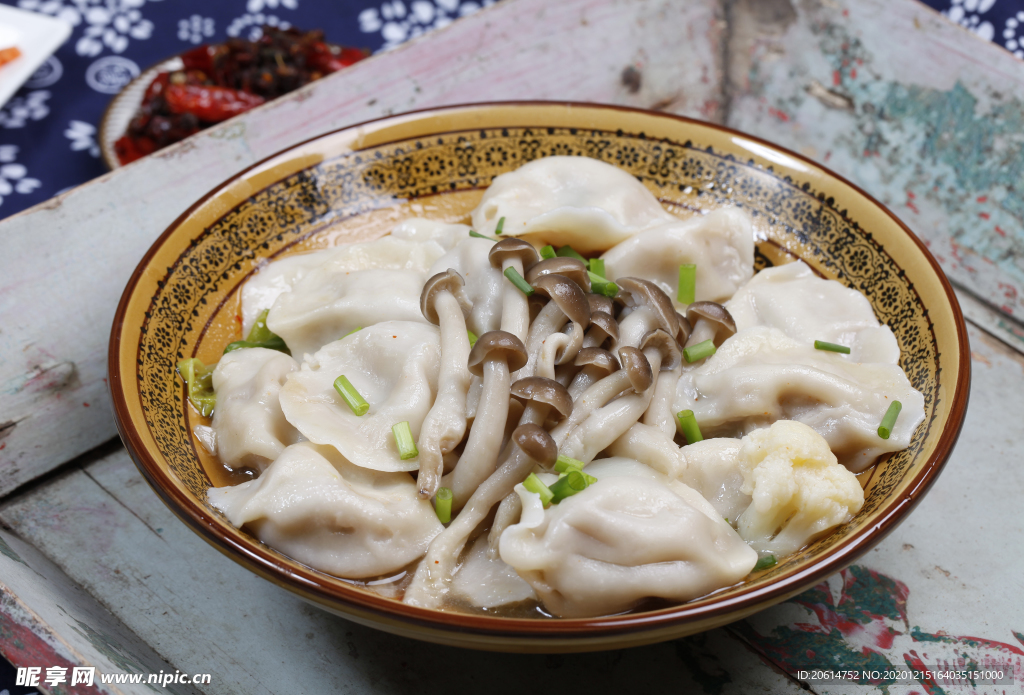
[2, 0, 1022, 692]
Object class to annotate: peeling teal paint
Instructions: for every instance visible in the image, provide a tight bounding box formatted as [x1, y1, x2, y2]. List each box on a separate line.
[0, 534, 27, 567]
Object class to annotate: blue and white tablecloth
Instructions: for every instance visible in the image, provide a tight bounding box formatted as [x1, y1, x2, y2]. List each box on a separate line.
[0, 0, 1017, 219]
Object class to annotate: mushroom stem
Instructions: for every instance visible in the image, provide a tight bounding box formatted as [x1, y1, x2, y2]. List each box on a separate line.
[642, 367, 681, 438]
[500, 256, 529, 343]
[415, 293, 473, 497]
[487, 492, 522, 559]
[568, 364, 611, 399]
[616, 304, 661, 348]
[536, 332, 578, 380]
[443, 356, 510, 509]
[521, 301, 571, 377]
[685, 318, 717, 347]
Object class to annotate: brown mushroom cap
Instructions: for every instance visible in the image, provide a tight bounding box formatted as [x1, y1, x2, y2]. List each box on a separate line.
[489, 237, 540, 269]
[675, 312, 693, 345]
[525, 257, 591, 292]
[685, 301, 737, 341]
[573, 347, 619, 377]
[639, 328, 682, 371]
[617, 345, 653, 393]
[587, 311, 619, 345]
[530, 274, 591, 328]
[467, 330, 529, 376]
[512, 424, 558, 467]
[420, 269, 470, 325]
[528, 294, 548, 323]
[587, 293, 614, 316]
[510, 376, 573, 420]
[616, 277, 680, 337]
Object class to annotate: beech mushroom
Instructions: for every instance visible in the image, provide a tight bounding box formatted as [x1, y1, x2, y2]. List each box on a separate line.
[587, 293, 615, 316]
[519, 274, 591, 378]
[525, 257, 591, 293]
[682, 301, 736, 364]
[443, 330, 528, 509]
[490, 238, 540, 343]
[415, 269, 474, 498]
[582, 310, 619, 349]
[567, 347, 619, 399]
[404, 424, 558, 608]
[614, 277, 680, 348]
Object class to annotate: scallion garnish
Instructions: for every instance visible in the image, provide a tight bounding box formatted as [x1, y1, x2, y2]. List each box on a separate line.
[224, 309, 291, 355]
[587, 270, 619, 298]
[177, 358, 216, 417]
[435, 487, 453, 523]
[523, 473, 554, 507]
[877, 401, 902, 440]
[495, 216, 506, 235]
[344, 326, 362, 337]
[550, 470, 588, 502]
[504, 266, 535, 296]
[753, 554, 777, 571]
[392, 421, 419, 460]
[556, 245, 587, 263]
[676, 409, 704, 444]
[540, 245, 557, 260]
[469, 230, 497, 241]
[554, 453, 585, 473]
[334, 375, 370, 416]
[814, 340, 851, 354]
[683, 339, 716, 363]
[467, 329, 478, 348]
[589, 258, 606, 278]
[677, 264, 696, 305]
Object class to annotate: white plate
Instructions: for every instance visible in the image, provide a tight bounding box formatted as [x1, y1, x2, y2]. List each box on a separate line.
[0, 5, 72, 108]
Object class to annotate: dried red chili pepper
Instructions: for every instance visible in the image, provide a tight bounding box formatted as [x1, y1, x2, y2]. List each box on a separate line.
[164, 84, 265, 122]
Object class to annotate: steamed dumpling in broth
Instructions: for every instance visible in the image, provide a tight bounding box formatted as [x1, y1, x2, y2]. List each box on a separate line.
[209, 442, 443, 578]
[427, 237, 504, 338]
[470, 156, 676, 252]
[279, 321, 440, 472]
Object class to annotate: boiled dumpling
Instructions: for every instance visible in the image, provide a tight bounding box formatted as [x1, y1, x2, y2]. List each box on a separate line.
[499, 472, 756, 618]
[211, 347, 301, 472]
[602, 207, 755, 306]
[243, 235, 445, 336]
[279, 321, 440, 472]
[673, 326, 924, 472]
[427, 237, 504, 337]
[451, 535, 537, 609]
[470, 156, 677, 252]
[208, 442, 443, 578]
[726, 261, 899, 364]
[390, 217, 470, 250]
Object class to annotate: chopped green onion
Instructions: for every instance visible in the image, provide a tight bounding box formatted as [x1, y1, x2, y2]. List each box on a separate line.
[556, 245, 587, 263]
[392, 421, 419, 460]
[522, 473, 554, 507]
[435, 487, 453, 523]
[467, 330, 478, 348]
[677, 264, 696, 305]
[814, 340, 851, 354]
[224, 309, 291, 355]
[495, 216, 506, 235]
[554, 453, 585, 473]
[177, 358, 216, 417]
[589, 258, 606, 278]
[877, 400, 902, 440]
[676, 409, 704, 444]
[550, 470, 588, 502]
[334, 375, 370, 416]
[540, 245, 557, 260]
[344, 326, 362, 338]
[753, 554, 777, 572]
[504, 266, 535, 296]
[587, 270, 619, 298]
[683, 339, 716, 363]
[469, 230, 497, 241]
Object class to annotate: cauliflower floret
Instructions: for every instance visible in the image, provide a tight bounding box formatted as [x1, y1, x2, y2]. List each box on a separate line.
[736, 420, 864, 556]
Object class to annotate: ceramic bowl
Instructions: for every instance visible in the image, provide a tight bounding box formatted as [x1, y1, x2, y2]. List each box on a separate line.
[109, 102, 970, 652]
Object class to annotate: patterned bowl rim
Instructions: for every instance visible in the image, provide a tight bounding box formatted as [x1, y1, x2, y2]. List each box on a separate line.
[108, 100, 971, 644]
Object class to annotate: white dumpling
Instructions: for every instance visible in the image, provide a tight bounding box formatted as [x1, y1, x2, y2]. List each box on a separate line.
[244, 235, 445, 338]
[451, 535, 537, 610]
[726, 261, 900, 364]
[390, 217, 470, 251]
[268, 268, 429, 360]
[211, 347, 301, 472]
[499, 474, 757, 618]
[279, 321, 440, 472]
[674, 326, 925, 472]
[427, 237, 504, 337]
[602, 207, 755, 306]
[470, 156, 676, 252]
[208, 442, 443, 578]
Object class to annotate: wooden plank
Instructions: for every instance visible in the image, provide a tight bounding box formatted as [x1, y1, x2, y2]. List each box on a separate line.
[0, 450, 804, 694]
[0, 0, 725, 497]
[0, 527, 200, 695]
[725, 0, 1024, 322]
